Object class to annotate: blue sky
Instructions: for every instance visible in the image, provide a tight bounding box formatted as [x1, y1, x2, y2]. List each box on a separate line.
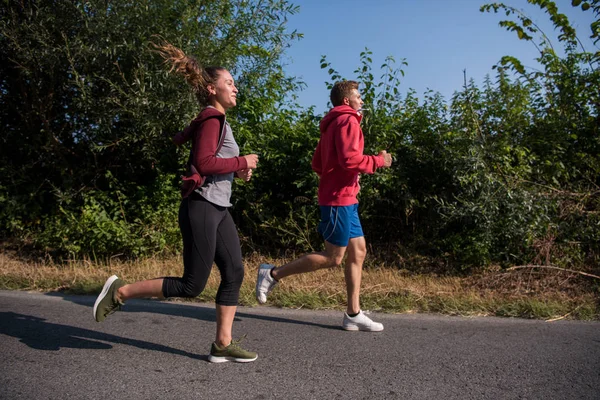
[281, 0, 597, 113]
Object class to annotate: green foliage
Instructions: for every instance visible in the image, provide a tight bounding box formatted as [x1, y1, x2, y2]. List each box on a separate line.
[231, 105, 321, 252]
[0, 0, 301, 257]
[1, 0, 598, 273]
[307, 1, 599, 270]
[36, 171, 181, 258]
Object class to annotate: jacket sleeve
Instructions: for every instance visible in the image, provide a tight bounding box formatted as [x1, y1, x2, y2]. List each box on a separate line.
[311, 140, 323, 176]
[192, 118, 248, 175]
[335, 117, 384, 174]
[172, 124, 194, 146]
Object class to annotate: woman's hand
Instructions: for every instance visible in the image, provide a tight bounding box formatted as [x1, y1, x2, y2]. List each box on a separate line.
[243, 154, 259, 169]
[236, 168, 253, 182]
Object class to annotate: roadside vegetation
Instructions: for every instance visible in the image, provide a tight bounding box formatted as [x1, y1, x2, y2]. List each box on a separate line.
[1, 248, 597, 320]
[1, 0, 598, 319]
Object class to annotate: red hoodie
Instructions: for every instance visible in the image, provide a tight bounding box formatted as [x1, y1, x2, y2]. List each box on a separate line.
[173, 107, 248, 176]
[312, 105, 385, 206]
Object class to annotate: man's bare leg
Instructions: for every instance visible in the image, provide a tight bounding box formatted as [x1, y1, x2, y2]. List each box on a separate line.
[344, 236, 366, 315]
[271, 241, 347, 280]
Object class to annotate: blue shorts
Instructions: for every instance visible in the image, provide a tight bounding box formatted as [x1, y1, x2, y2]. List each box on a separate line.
[317, 204, 364, 247]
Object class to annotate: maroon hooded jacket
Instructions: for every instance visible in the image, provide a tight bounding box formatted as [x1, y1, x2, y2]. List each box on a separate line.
[174, 107, 248, 197]
[174, 107, 248, 175]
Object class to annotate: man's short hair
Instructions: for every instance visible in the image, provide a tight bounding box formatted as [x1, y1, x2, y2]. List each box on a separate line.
[330, 80, 359, 107]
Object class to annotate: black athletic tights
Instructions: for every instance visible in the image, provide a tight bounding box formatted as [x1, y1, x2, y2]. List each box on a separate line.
[162, 194, 244, 306]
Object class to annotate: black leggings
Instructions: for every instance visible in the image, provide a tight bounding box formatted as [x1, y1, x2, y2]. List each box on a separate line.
[162, 195, 244, 306]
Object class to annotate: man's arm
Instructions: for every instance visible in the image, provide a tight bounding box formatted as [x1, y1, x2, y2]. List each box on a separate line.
[335, 118, 385, 174]
[311, 140, 323, 176]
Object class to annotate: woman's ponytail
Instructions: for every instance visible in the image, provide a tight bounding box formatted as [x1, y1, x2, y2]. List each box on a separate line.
[152, 38, 218, 105]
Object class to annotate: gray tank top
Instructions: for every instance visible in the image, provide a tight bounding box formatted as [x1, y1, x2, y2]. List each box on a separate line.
[196, 120, 239, 207]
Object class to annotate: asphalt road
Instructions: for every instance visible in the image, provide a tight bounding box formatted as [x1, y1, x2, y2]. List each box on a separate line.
[0, 290, 598, 399]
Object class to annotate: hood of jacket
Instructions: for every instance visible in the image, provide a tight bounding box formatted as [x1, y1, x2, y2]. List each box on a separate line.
[173, 106, 225, 146]
[319, 105, 362, 133]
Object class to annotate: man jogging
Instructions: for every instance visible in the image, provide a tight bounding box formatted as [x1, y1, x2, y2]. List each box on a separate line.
[256, 80, 392, 331]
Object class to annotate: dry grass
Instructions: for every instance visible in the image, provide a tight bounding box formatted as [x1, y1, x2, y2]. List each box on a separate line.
[1, 251, 598, 320]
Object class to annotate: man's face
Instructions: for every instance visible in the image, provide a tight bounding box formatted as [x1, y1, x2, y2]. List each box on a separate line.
[345, 89, 364, 111]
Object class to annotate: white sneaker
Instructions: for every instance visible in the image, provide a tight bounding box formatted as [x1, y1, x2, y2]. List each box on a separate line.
[256, 263, 278, 304]
[342, 310, 384, 332]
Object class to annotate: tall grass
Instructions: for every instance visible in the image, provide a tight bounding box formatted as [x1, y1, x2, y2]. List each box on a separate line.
[0, 252, 597, 320]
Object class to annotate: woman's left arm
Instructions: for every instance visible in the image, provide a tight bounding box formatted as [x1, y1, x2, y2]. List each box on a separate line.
[192, 118, 249, 175]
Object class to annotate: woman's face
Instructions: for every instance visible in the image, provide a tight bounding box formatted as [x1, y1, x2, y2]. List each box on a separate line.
[207, 70, 238, 112]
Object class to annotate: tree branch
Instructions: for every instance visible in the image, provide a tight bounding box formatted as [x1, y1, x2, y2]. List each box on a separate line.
[507, 265, 600, 280]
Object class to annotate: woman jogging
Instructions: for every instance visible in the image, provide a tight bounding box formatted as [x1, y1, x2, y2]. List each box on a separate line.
[93, 40, 259, 363]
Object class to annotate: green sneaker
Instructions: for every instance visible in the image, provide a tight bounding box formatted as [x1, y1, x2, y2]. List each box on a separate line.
[208, 336, 258, 363]
[93, 275, 125, 322]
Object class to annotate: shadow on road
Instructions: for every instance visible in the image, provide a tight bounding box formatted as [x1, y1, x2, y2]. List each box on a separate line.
[46, 292, 340, 331]
[0, 311, 206, 360]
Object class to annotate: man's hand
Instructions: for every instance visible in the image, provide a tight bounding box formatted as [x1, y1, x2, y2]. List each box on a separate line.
[236, 168, 253, 182]
[378, 150, 392, 168]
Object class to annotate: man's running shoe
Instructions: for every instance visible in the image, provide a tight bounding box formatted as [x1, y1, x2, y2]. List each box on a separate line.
[342, 310, 384, 332]
[256, 263, 277, 304]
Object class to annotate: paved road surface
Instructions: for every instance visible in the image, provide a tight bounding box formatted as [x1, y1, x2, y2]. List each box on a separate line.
[0, 290, 598, 399]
